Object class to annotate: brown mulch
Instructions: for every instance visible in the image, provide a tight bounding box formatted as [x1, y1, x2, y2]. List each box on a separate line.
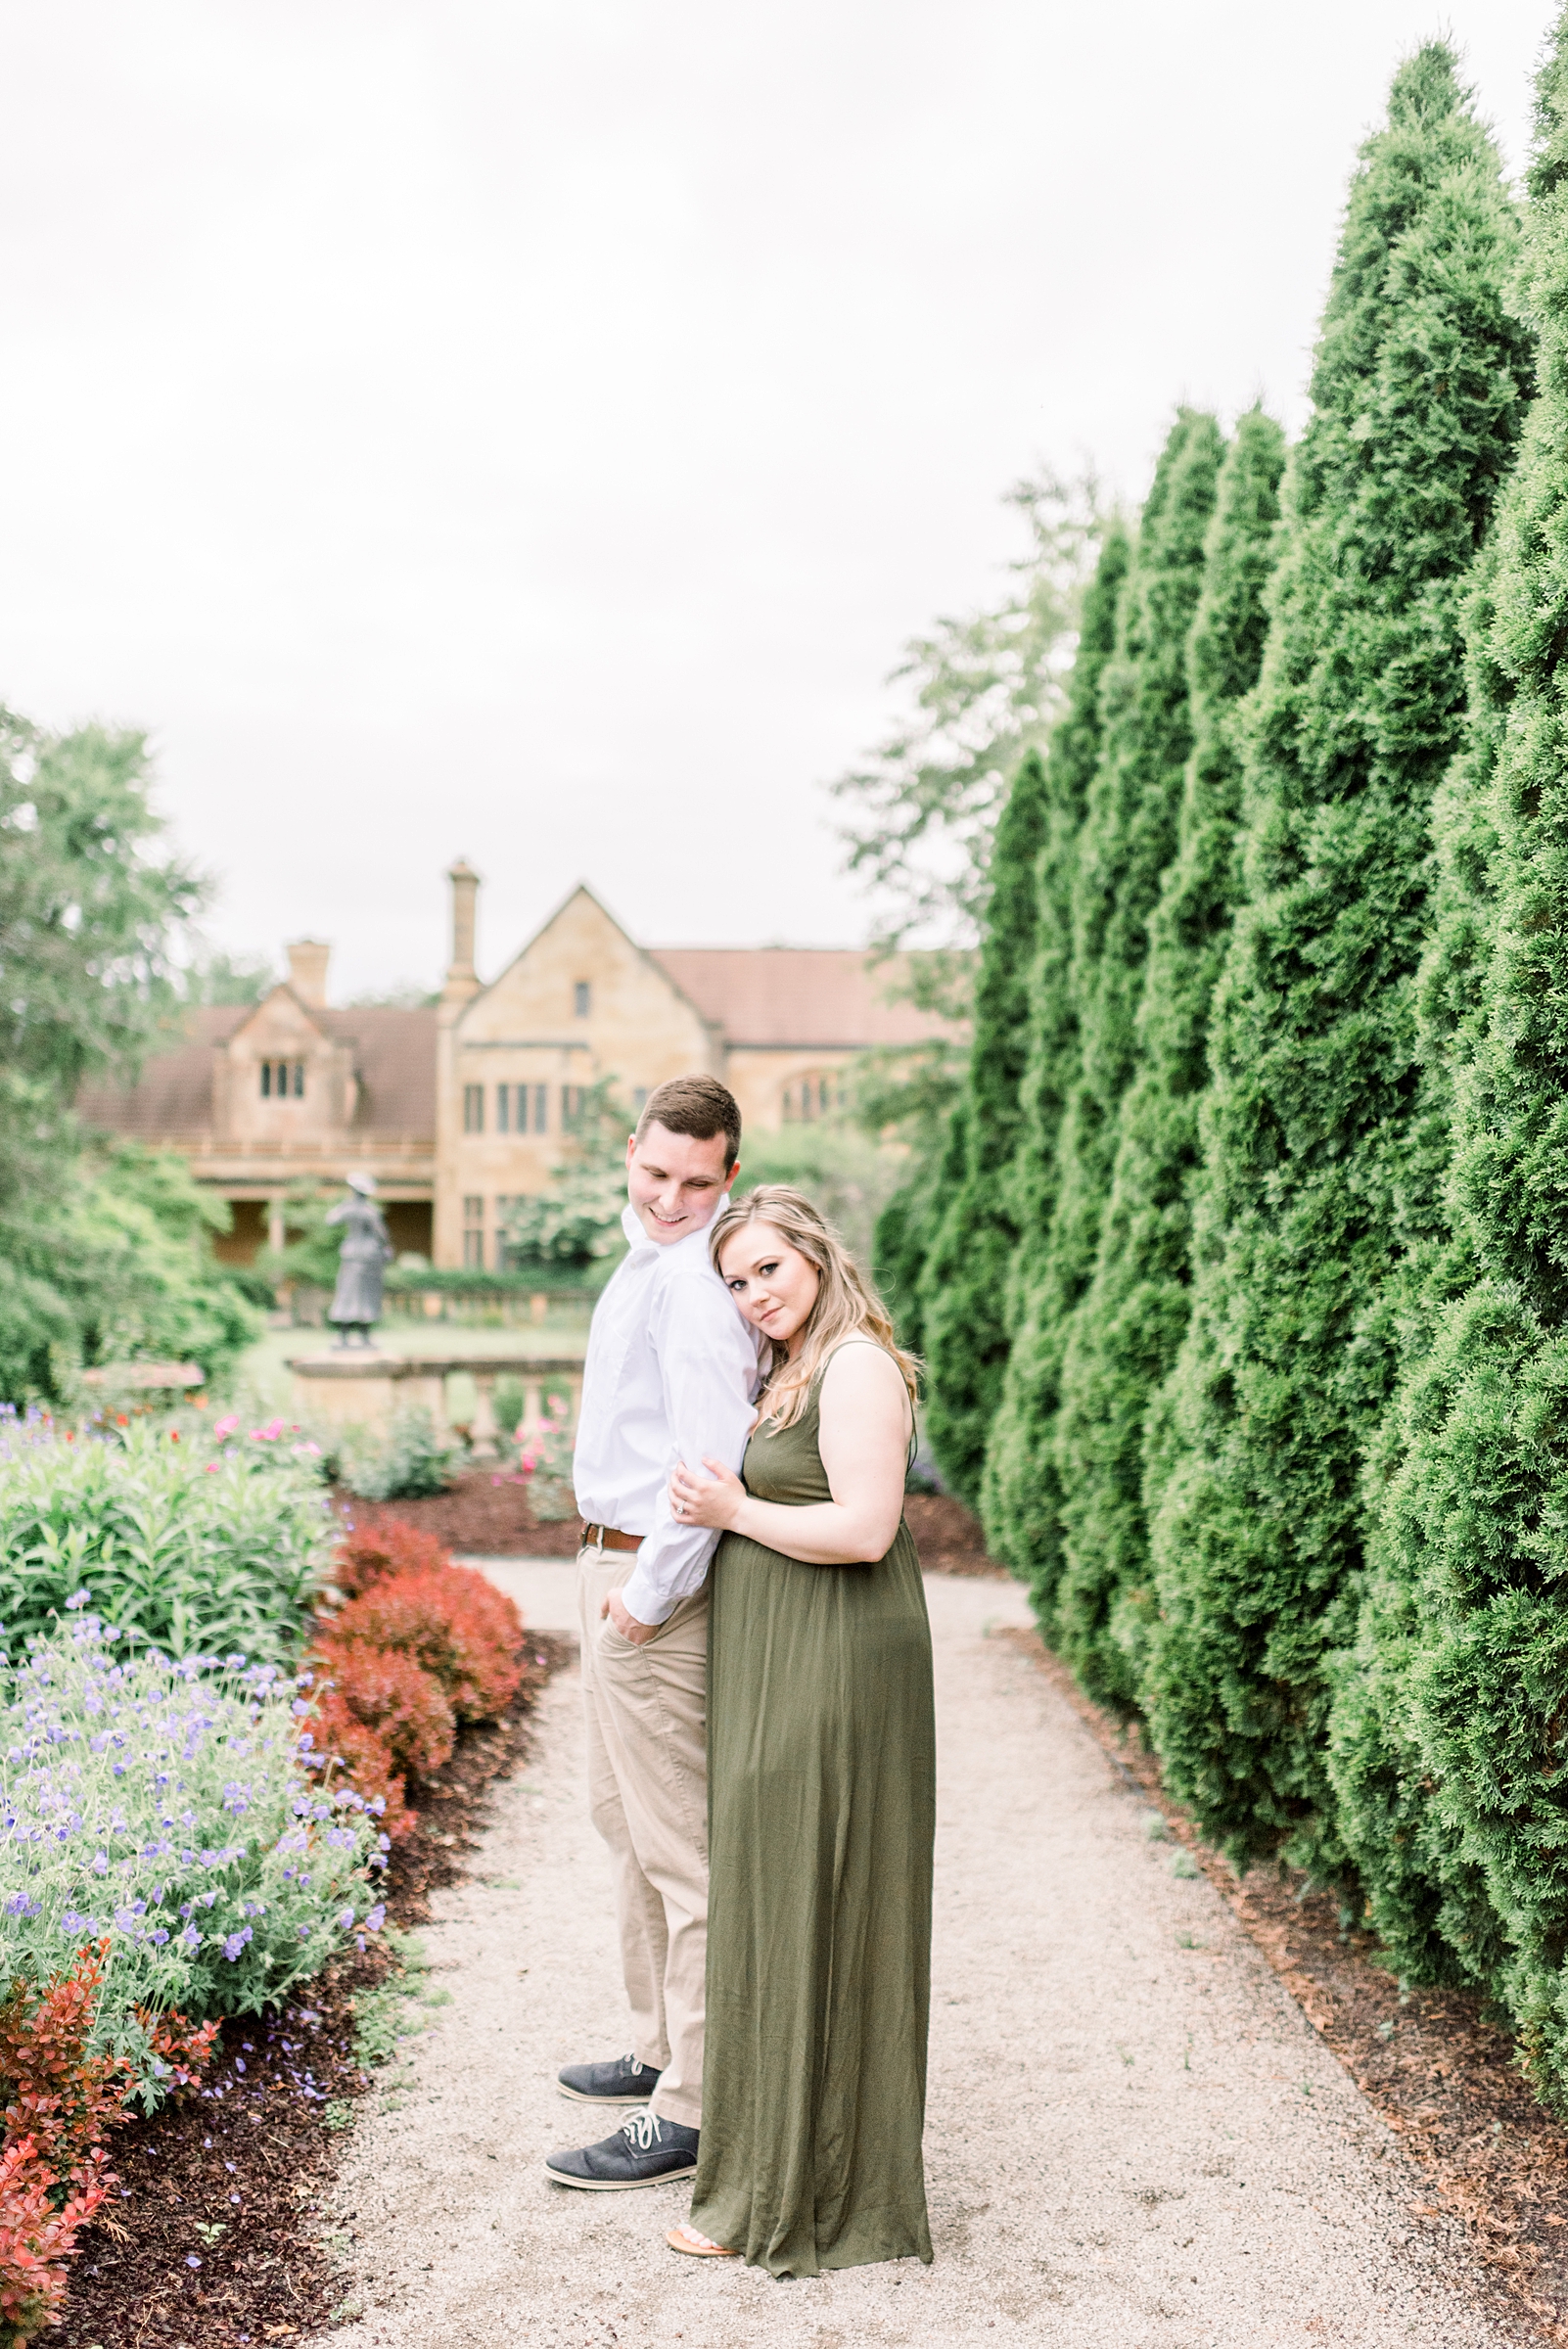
[902, 1491, 1009, 1577]
[330, 1472, 579, 1556]
[57, 1632, 575, 2349]
[1002, 1624, 1568, 2345]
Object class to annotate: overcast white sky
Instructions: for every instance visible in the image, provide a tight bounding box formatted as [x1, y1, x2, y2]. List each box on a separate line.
[0, 0, 1557, 994]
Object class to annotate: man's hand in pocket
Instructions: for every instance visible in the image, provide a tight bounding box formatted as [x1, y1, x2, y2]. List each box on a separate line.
[602, 1589, 659, 1644]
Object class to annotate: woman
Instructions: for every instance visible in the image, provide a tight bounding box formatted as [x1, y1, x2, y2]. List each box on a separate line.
[665, 1184, 935, 2276]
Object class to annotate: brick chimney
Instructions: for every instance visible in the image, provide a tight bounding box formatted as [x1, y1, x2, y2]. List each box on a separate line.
[287, 939, 331, 1006]
[443, 859, 481, 1003]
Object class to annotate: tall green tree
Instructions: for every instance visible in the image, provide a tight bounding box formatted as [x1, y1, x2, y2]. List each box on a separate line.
[981, 412, 1223, 1602]
[919, 748, 1054, 1499]
[1052, 409, 1286, 1706]
[1326, 14, 1568, 2105]
[1142, 45, 1533, 1876]
[981, 523, 1131, 1556]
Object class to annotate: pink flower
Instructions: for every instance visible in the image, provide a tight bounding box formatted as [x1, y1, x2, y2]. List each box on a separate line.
[251, 1417, 286, 1443]
[213, 1413, 239, 1441]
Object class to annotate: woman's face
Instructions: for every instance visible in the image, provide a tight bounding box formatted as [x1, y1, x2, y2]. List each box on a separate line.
[718, 1221, 821, 1351]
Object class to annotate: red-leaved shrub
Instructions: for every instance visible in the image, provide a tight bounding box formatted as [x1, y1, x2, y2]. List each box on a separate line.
[307, 1699, 416, 1841]
[0, 1943, 214, 2344]
[331, 1520, 452, 1598]
[328, 1568, 525, 1722]
[313, 1642, 455, 1776]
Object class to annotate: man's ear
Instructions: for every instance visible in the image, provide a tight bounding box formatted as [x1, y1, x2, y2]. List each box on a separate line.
[625, 1134, 638, 1169]
[723, 1160, 740, 1193]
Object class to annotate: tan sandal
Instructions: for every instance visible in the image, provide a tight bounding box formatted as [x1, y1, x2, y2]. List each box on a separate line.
[667, 2224, 739, 2258]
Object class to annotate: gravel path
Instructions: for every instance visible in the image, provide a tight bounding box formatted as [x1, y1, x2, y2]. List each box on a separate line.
[309, 1572, 1510, 2347]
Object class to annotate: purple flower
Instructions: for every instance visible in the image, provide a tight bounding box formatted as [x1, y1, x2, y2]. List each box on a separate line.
[363, 1904, 385, 1933]
[222, 1928, 253, 1961]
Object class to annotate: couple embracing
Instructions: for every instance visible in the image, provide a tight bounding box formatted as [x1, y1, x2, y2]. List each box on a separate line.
[544, 1074, 937, 2276]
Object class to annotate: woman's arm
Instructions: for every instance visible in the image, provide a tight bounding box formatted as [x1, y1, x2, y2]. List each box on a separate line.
[669, 1342, 909, 1565]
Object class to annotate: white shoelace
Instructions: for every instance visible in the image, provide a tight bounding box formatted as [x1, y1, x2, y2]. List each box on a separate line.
[620, 2108, 664, 2151]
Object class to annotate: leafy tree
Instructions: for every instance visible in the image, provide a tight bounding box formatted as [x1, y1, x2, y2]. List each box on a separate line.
[982, 413, 1223, 1603]
[1051, 410, 1286, 1706]
[874, 1097, 967, 1361]
[981, 524, 1131, 1558]
[1324, 15, 1568, 2105]
[1142, 46, 1533, 1878]
[500, 1080, 634, 1266]
[739, 1116, 909, 1277]
[919, 749, 1054, 1500]
[833, 470, 1099, 998]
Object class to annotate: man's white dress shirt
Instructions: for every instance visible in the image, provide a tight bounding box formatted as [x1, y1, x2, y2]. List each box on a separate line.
[574, 1203, 760, 1627]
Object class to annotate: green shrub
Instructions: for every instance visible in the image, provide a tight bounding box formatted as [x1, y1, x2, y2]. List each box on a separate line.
[1325, 16, 1568, 2109]
[920, 748, 1054, 1503]
[1050, 409, 1286, 1707]
[983, 524, 1131, 1562]
[0, 1415, 331, 1665]
[984, 411, 1223, 1612]
[0, 1615, 384, 2087]
[1143, 44, 1532, 1876]
[331, 1407, 462, 1502]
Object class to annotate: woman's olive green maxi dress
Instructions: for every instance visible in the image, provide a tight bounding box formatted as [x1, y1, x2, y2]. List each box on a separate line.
[688, 1353, 936, 2276]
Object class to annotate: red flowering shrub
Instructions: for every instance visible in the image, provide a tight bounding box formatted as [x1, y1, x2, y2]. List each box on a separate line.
[313, 1642, 455, 1776]
[332, 1520, 452, 1598]
[328, 1568, 524, 1722]
[307, 1699, 416, 1841]
[0, 1943, 214, 2343]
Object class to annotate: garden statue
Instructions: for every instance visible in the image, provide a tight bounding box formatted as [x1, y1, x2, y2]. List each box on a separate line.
[325, 1172, 393, 1348]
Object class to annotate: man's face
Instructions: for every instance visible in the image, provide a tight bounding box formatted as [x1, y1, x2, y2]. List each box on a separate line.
[624, 1121, 737, 1246]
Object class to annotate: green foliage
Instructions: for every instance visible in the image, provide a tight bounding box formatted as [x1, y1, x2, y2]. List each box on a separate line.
[178, 947, 275, 1006]
[1322, 16, 1568, 2108]
[833, 470, 1100, 991]
[1051, 411, 1286, 1706]
[330, 1408, 462, 1503]
[1142, 46, 1532, 1876]
[0, 1417, 332, 1665]
[919, 750, 1054, 1501]
[981, 526, 1131, 1561]
[257, 1182, 343, 1294]
[983, 414, 1223, 1603]
[499, 1080, 631, 1266]
[0, 1618, 383, 2079]
[875, 1098, 967, 1359]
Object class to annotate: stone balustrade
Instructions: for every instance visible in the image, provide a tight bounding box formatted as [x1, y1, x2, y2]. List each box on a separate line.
[287, 1351, 583, 1464]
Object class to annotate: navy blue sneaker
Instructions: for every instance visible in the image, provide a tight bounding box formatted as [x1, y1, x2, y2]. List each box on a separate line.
[556, 2052, 662, 2106]
[545, 2109, 699, 2190]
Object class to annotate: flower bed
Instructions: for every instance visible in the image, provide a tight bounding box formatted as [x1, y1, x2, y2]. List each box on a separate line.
[0, 1413, 332, 1666]
[53, 1551, 562, 2349]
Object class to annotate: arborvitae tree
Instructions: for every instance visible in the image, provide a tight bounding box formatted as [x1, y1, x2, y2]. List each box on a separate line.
[920, 749, 1054, 1499]
[1328, 18, 1568, 2103]
[980, 411, 1222, 1607]
[1142, 45, 1533, 1876]
[874, 1095, 968, 1359]
[1051, 410, 1286, 1707]
[982, 525, 1131, 1558]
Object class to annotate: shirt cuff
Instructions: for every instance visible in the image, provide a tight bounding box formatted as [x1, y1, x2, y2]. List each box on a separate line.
[618, 1562, 675, 1629]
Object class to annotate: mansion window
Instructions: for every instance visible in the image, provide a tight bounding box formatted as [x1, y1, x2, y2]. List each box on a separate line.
[259, 1061, 304, 1099]
[495, 1083, 548, 1134]
[782, 1073, 840, 1124]
[463, 1083, 484, 1133]
[493, 1195, 527, 1270]
[574, 981, 591, 1017]
[462, 1193, 484, 1268]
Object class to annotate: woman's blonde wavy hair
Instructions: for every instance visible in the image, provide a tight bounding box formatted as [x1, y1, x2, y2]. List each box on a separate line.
[707, 1184, 921, 1430]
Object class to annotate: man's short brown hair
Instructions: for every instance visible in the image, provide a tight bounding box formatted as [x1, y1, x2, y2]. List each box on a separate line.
[633, 1075, 742, 1171]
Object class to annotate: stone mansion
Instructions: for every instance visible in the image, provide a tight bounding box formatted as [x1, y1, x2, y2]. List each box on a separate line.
[80, 863, 950, 1270]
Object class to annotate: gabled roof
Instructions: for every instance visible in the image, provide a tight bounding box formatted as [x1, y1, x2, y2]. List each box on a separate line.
[647, 948, 952, 1050]
[76, 1004, 438, 1139]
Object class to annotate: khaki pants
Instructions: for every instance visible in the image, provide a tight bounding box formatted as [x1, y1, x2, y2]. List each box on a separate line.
[577, 1544, 709, 2130]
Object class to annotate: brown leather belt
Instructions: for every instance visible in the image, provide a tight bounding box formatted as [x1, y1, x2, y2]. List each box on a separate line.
[579, 1521, 642, 1554]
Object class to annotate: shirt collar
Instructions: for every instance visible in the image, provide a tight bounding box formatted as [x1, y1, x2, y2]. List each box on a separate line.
[620, 1199, 720, 1266]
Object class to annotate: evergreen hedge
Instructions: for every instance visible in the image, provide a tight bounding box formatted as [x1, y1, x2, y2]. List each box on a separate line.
[982, 525, 1131, 1559]
[1325, 21, 1568, 2107]
[1050, 409, 1286, 1707]
[920, 750, 1053, 1500]
[1142, 46, 1532, 1875]
[982, 411, 1222, 1611]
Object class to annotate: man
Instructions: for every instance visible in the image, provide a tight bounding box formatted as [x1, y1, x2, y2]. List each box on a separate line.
[545, 1074, 757, 2191]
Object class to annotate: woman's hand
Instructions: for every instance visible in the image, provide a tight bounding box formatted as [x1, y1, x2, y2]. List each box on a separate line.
[669, 1456, 746, 1532]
